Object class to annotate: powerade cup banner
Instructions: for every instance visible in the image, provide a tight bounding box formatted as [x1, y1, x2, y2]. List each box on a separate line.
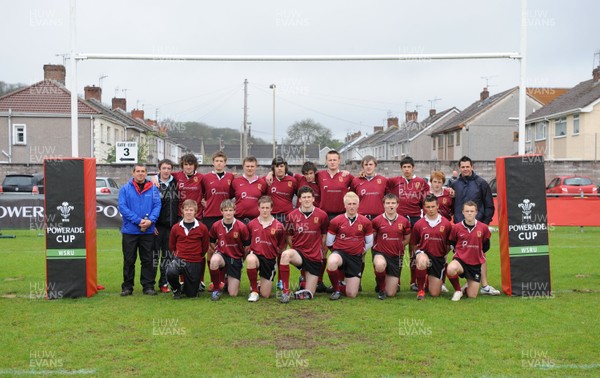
[496, 155, 551, 297]
[45, 159, 87, 298]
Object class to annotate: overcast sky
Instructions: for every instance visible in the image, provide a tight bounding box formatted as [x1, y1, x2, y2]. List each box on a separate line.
[1, 0, 598, 143]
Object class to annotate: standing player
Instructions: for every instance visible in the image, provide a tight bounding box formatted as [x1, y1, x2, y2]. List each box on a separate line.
[450, 156, 498, 296]
[351, 155, 388, 220]
[294, 161, 321, 208]
[413, 194, 455, 300]
[167, 200, 210, 299]
[246, 196, 287, 301]
[387, 156, 430, 291]
[201, 151, 234, 231]
[278, 186, 329, 303]
[447, 201, 492, 301]
[317, 150, 354, 291]
[429, 171, 453, 221]
[371, 193, 411, 300]
[326, 192, 374, 300]
[208, 199, 250, 301]
[172, 153, 206, 290]
[231, 156, 267, 224]
[154, 159, 179, 293]
[268, 156, 297, 225]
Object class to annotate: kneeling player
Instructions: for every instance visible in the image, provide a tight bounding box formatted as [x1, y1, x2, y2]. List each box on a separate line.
[167, 200, 210, 299]
[246, 196, 286, 301]
[326, 192, 373, 300]
[208, 200, 250, 301]
[371, 193, 411, 300]
[279, 186, 329, 303]
[447, 201, 492, 301]
[412, 194, 453, 300]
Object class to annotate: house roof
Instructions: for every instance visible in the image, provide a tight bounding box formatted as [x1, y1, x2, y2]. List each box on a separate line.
[431, 87, 519, 134]
[0, 80, 99, 114]
[387, 107, 460, 143]
[526, 88, 570, 105]
[527, 78, 600, 122]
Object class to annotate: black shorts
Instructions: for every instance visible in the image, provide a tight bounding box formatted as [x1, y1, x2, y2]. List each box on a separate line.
[406, 215, 421, 227]
[296, 251, 323, 277]
[273, 213, 287, 227]
[328, 212, 343, 222]
[216, 252, 243, 280]
[371, 250, 401, 278]
[454, 258, 482, 283]
[201, 217, 222, 232]
[254, 253, 277, 281]
[423, 252, 447, 280]
[332, 250, 363, 278]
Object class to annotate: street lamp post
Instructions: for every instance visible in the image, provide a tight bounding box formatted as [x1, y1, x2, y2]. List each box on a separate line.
[270, 84, 276, 159]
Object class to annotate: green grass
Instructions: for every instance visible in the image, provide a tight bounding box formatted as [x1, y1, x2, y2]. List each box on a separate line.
[1, 227, 599, 377]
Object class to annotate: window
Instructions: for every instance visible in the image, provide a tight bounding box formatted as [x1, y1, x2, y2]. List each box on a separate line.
[555, 117, 566, 137]
[13, 124, 26, 145]
[455, 131, 460, 146]
[447, 132, 454, 147]
[432, 136, 436, 150]
[107, 126, 112, 145]
[535, 121, 546, 140]
[437, 135, 444, 149]
[573, 114, 580, 135]
[526, 126, 533, 142]
[100, 124, 105, 144]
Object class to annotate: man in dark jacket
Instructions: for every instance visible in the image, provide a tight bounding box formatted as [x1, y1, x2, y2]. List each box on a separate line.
[118, 164, 162, 296]
[155, 159, 179, 293]
[450, 156, 499, 296]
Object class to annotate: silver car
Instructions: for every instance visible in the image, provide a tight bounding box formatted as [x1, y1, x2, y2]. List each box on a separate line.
[96, 177, 120, 195]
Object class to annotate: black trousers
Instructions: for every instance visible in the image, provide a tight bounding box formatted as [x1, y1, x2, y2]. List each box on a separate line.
[122, 233, 156, 291]
[155, 225, 173, 287]
[167, 257, 201, 298]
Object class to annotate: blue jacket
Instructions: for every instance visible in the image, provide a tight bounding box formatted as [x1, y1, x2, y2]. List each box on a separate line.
[118, 178, 162, 235]
[451, 171, 495, 224]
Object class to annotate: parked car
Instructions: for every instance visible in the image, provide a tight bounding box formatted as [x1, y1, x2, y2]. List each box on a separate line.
[0, 173, 44, 194]
[546, 176, 597, 195]
[96, 177, 120, 195]
[488, 177, 497, 196]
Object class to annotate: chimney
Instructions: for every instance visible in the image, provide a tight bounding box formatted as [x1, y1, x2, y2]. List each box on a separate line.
[480, 87, 490, 101]
[429, 109, 437, 118]
[112, 97, 126, 111]
[374, 126, 384, 133]
[387, 117, 399, 128]
[84, 85, 102, 102]
[593, 67, 600, 83]
[43, 64, 66, 84]
[405, 111, 418, 122]
[131, 109, 144, 120]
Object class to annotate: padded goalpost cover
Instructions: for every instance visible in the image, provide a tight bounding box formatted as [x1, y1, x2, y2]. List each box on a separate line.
[496, 155, 551, 297]
[44, 158, 97, 298]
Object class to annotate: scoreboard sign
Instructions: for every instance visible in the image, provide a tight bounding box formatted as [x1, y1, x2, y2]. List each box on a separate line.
[496, 155, 551, 297]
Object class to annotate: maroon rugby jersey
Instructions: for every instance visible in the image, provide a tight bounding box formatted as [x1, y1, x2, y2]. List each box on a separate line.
[269, 175, 297, 215]
[327, 214, 373, 256]
[429, 187, 454, 221]
[172, 171, 203, 219]
[169, 220, 210, 263]
[209, 219, 249, 260]
[294, 173, 321, 208]
[317, 170, 354, 214]
[371, 213, 411, 257]
[411, 215, 452, 258]
[351, 175, 388, 217]
[449, 221, 491, 265]
[247, 217, 287, 260]
[201, 171, 234, 218]
[286, 207, 329, 262]
[230, 175, 267, 219]
[388, 175, 430, 218]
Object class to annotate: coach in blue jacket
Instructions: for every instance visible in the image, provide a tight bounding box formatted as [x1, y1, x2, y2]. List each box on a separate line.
[118, 164, 162, 296]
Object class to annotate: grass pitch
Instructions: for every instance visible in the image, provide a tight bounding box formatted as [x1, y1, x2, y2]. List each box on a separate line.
[0, 227, 599, 377]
